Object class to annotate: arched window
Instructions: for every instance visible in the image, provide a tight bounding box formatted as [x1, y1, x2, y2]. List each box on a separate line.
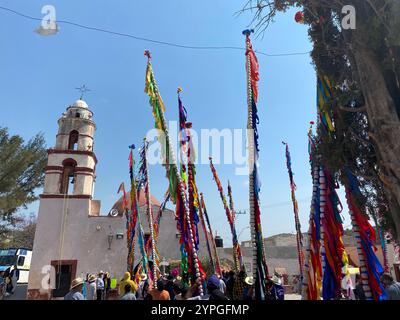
[68, 130, 79, 150]
[60, 159, 77, 195]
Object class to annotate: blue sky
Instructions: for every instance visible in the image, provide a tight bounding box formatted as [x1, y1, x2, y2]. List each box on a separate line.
[0, 1, 352, 244]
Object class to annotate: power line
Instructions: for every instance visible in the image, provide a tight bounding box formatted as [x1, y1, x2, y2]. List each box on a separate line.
[0, 5, 311, 57]
[261, 196, 312, 209]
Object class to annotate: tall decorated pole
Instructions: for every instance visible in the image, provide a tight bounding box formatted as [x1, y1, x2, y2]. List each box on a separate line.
[127, 144, 139, 275]
[243, 29, 268, 299]
[138, 138, 159, 287]
[144, 51, 204, 293]
[177, 88, 203, 281]
[282, 142, 304, 283]
[209, 157, 243, 272]
[227, 180, 236, 222]
[301, 123, 322, 300]
[200, 192, 222, 276]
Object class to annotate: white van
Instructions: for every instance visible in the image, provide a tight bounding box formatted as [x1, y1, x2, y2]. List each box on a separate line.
[0, 248, 32, 283]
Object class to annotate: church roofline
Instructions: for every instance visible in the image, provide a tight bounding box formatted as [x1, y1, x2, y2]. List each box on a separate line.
[40, 194, 92, 199]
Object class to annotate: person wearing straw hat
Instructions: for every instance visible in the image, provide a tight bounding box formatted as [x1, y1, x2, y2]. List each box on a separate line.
[136, 273, 148, 299]
[64, 277, 84, 300]
[86, 274, 97, 300]
[271, 273, 285, 300]
[241, 276, 254, 300]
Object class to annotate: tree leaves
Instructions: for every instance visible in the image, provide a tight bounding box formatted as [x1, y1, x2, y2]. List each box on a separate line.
[0, 127, 47, 221]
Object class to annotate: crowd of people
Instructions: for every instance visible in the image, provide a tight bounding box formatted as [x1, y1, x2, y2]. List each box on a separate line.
[63, 268, 286, 301]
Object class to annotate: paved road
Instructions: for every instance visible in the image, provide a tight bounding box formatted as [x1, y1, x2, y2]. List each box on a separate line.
[3, 284, 27, 300]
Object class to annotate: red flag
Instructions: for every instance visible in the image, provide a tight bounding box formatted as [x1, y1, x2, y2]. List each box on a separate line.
[245, 40, 260, 103]
[117, 182, 128, 211]
[128, 150, 133, 168]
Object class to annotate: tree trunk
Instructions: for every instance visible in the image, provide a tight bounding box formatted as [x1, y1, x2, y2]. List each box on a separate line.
[350, 44, 400, 241]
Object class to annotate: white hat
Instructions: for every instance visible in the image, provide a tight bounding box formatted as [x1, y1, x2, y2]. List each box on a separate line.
[271, 275, 282, 285]
[245, 276, 254, 286]
[140, 273, 148, 281]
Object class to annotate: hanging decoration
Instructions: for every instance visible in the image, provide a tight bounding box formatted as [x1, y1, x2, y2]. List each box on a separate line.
[138, 138, 160, 286]
[209, 157, 243, 272]
[317, 76, 335, 134]
[301, 123, 322, 300]
[243, 29, 269, 300]
[282, 142, 304, 284]
[344, 168, 384, 300]
[144, 51, 204, 293]
[319, 168, 348, 300]
[126, 145, 139, 276]
[295, 11, 305, 24]
[200, 192, 222, 276]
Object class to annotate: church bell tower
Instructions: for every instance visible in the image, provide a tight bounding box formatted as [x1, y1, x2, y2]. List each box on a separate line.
[42, 99, 97, 198]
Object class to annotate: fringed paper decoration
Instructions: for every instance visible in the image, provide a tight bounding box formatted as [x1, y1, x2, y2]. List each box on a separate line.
[209, 157, 243, 272]
[200, 192, 222, 276]
[344, 168, 384, 300]
[144, 51, 204, 294]
[301, 125, 322, 300]
[319, 168, 348, 300]
[243, 29, 268, 300]
[282, 142, 304, 284]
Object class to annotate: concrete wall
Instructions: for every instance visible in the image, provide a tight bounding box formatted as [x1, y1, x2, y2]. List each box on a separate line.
[28, 198, 126, 299]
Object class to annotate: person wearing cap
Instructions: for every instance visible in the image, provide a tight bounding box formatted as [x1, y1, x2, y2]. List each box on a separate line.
[86, 274, 97, 300]
[207, 275, 229, 300]
[64, 278, 84, 300]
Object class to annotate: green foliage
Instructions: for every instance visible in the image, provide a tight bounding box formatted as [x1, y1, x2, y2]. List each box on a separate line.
[0, 127, 47, 221]
[0, 213, 36, 249]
